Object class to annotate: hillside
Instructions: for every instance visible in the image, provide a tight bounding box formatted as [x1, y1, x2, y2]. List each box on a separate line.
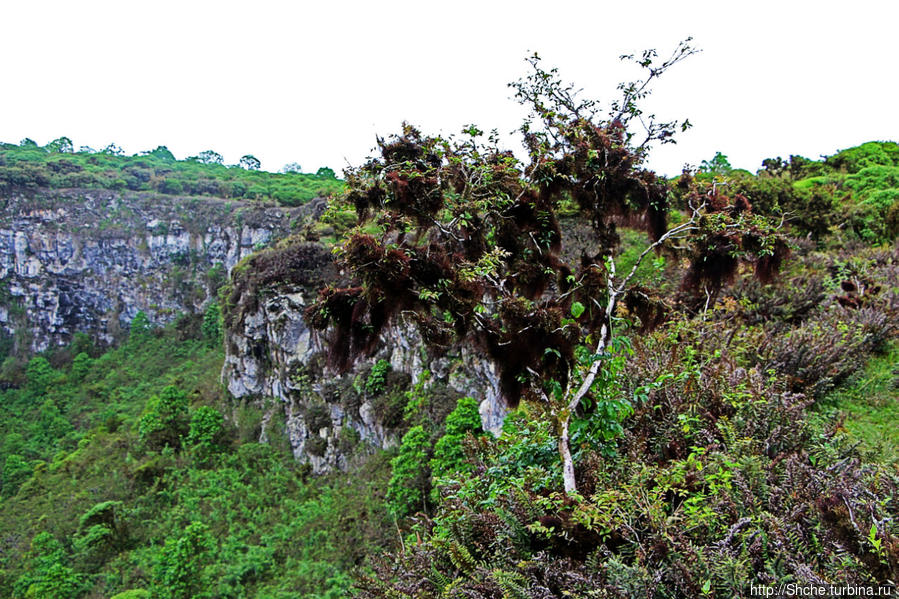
[0, 140, 343, 206]
[0, 122, 898, 596]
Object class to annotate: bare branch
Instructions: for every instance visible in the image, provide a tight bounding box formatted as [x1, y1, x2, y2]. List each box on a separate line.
[614, 200, 707, 295]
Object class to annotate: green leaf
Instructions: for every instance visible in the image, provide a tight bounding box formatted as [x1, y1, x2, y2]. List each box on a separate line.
[570, 301, 585, 319]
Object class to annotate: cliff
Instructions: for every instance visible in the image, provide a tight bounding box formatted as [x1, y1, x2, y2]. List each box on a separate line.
[0, 187, 509, 471]
[221, 239, 508, 472]
[0, 188, 317, 353]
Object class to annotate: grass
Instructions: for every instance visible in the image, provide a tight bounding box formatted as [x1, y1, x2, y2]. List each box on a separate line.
[820, 342, 899, 464]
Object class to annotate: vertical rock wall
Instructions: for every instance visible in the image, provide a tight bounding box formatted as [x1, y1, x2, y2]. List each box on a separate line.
[0, 189, 310, 352]
[221, 241, 507, 473]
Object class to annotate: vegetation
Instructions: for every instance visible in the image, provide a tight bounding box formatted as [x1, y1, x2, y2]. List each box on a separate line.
[3, 44, 899, 598]
[0, 139, 343, 206]
[0, 318, 394, 598]
[306, 41, 789, 494]
[709, 140, 899, 244]
[359, 237, 899, 596]
[304, 45, 898, 595]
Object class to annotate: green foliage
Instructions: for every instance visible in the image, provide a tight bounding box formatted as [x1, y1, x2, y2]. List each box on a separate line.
[201, 301, 223, 348]
[430, 397, 484, 500]
[365, 358, 391, 395]
[109, 591, 151, 599]
[13, 532, 87, 599]
[128, 310, 153, 345]
[69, 352, 92, 382]
[387, 425, 431, 517]
[185, 405, 226, 459]
[698, 151, 732, 175]
[0, 326, 396, 599]
[2, 453, 32, 498]
[138, 385, 189, 450]
[825, 141, 899, 173]
[152, 521, 214, 599]
[818, 343, 899, 464]
[0, 140, 344, 205]
[25, 356, 54, 396]
[685, 141, 899, 243]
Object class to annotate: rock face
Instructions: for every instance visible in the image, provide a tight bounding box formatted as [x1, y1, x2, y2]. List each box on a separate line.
[222, 242, 507, 473]
[0, 188, 312, 352]
[0, 187, 507, 470]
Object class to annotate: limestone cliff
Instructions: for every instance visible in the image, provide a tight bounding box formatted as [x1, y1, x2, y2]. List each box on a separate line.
[0, 188, 315, 352]
[0, 187, 508, 470]
[221, 241, 507, 472]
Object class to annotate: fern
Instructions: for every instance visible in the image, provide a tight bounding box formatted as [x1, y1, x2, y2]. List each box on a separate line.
[428, 564, 452, 593]
[434, 538, 480, 576]
[492, 569, 530, 599]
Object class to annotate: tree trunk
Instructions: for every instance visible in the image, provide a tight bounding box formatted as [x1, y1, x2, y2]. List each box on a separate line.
[560, 412, 577, 494]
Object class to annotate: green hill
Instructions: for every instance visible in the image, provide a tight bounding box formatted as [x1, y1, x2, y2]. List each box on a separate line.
[0, 138, 343, 206]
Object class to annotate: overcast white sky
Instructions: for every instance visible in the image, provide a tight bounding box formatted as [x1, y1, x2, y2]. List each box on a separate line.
[1, 1, 896, 177]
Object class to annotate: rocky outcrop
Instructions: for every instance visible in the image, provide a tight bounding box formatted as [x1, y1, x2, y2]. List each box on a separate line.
[0, 186, 508, 469]
[222, 242, 507, 473]
[0, 188, 314, 352]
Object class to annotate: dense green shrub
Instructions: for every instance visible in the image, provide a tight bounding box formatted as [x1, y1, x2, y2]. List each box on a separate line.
[430, 397, 484, 482]
[185, 405, 226, 459]
[825, 141, 899, 172]
[152, 521, 214, 599]
[25, 356, 54, 396]
[138, 385, 190, 450]
[1, 453, 32, 498]
[387, 425, 431, 517]
[365, 359, 391, 395]
[12, 532, 87, 599]
[201, 301, 222, 348]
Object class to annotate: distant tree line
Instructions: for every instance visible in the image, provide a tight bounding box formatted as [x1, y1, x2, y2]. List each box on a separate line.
[0, 137, 343, 206]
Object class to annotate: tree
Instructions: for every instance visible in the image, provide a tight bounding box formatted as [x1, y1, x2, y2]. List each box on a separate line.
[1, 453, 32, 498]
[387, 425, 431, 516]
[196, 150, 224, 165]
[101, 143, 125, 156]
[306, 41, 788, 494]
[143, 146, 176, 162]
[138, 385, 190, 450]
[45, 136, 74, 153]
[280, 161, 303, 174]
[13, 532, 86, 599]
[185, 405, 226, 460]
[239, 154, 261, 170]
[699, 151, 732, 175]
[129, 310, 152, 344]
[152, 521, 213, 599]
[201, 302, 222, 348]
[25, 356, 54, 396]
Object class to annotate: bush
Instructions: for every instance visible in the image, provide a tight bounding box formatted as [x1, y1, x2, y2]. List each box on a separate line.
[25, 356, 54, 396]
[138, 386, 190, 450]
[365, 359, 391, 395]
[430, 397, 483, 481]
[185, 406, 226, 459]
[152, 521, 214, 599]
[13, 532, 87, 599]
[201, 302, 222, 348]
[825, 141, 899, 173]
[1, 453, 32, 498]
[387, 425, 431, 517]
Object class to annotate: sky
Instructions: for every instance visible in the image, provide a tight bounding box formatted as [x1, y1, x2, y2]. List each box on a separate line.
[1, 0, 896, 177]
